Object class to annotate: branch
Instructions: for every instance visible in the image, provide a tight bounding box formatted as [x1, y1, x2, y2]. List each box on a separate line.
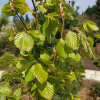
[61, 1, 70, 38]
[31, 0, 39, 30]
[16, 12, 28, 31]
[10, 1, 28, 31]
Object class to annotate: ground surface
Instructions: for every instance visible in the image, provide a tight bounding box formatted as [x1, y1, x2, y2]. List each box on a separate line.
[78, 79, 95, 100]
[81, 58, 100, 71]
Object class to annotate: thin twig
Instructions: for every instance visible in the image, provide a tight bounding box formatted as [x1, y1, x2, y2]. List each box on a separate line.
[16, 12, 28, 31]
[61, 19, 64, 38]
[31, 0, 39, 30]
[64, 1, 70, 20]
[61, 1, 70, 38]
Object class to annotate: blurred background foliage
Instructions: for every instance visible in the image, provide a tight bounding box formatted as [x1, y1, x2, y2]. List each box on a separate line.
[0, 13, 10, 31]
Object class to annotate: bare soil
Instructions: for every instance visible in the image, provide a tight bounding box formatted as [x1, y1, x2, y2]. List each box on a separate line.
[78, 79, 95, 100]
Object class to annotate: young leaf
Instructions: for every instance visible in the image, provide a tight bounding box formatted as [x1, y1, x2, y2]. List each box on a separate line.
[13, 88, 22, 100]
[25, 65, 35, 83]
[38, 81, 54, 100]
[75, 54, 81, 62]
[68, 53, 76, 60]
[0, 87, 12, 96]
[38, 5, 47, 12]
[33, 64, 48, 84]
[14, 32, 34, 52]
[65, 31, 78, 50]
[16, 61, 23, 69]
[87, 20, 99, 31]
[46, 0, 53, 6]
[1, 0, 33, 17]
[56, 39, 67, 58]
[71, 72, 77, 81]
[83, 23, 92, 32]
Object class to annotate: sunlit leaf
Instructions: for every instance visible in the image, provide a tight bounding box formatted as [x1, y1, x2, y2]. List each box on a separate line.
[33, 64, 48, 84]
[38, 81, 54, 100]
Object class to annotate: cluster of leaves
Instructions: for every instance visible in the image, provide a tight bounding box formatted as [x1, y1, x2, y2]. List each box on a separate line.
[0, 0, 100, 100]
[0, 53, 15, 68]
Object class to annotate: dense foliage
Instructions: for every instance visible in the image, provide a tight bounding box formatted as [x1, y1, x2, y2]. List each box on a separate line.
[0, 0, 99, 100]
[0, 53, 15, 68]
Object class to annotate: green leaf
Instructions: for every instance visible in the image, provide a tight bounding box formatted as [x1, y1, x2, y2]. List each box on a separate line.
[56, 39, 67, 58]
[0, 94, 6, 100]
[45, 12, 60, 19]
[4, 32, 12, 37]
[15, 62, 33, 75]
[80, 49, 91, 59]
[0, 87, 12, 96]
[46, 0, 53, 6]
[67, 94, 74, 100]
[75, 54, 81, 62]
[16, 61, 23, 69]
[13, 88, 22, 100]
[42, 18, 49, 35]
[87, 20, 99, 31]
[20, 59, 29, 65]
[38, 81, 54, 100]
[58, 57, 66, 67]
[65, 31, 78, 50]
[71, 72, 77, 81]
[28, 30, 45, 42]
[9, 35, 14, 41]
[31, 81, 39, 91]
[14, 32, 34, 52]
[40, 58, 55, 67]
[1, 3, 16, 17]
[33, 64, 48, 84]
[65, 81, 73, 90]
[31, 88, 39, 97]
[25, 65, 35, 83]
[38, 5, 47, 12]
[48, 76, 65, 84]
[1, 0, 33, 17]
[66, 13, 74, 20]
[92, 33, 100, 39]
[40, 53, 50, 60]
[83, 23, 92, 32]
[68, 53, 76, 60]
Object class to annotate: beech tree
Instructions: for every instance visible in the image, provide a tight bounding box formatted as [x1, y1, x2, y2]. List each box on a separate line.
[0, 0, 100, 100]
